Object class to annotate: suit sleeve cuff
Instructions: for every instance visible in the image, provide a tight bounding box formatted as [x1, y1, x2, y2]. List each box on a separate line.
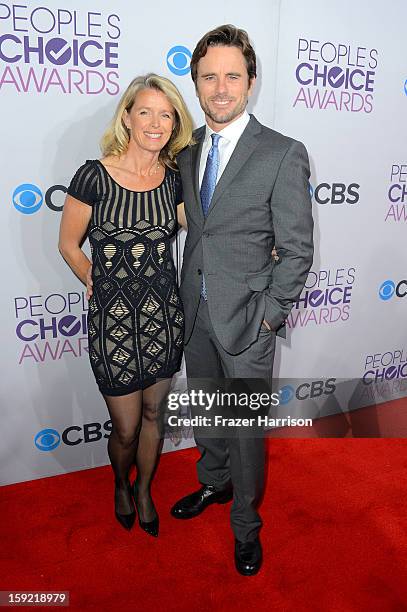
[264, 305, 286, 332]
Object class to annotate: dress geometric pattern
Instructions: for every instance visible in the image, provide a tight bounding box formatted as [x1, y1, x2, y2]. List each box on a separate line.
[68, 160, 184, 396]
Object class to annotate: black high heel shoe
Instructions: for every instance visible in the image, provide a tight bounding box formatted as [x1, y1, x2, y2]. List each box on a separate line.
[132, 481, 159, 537]
[114, 482, 136, 531]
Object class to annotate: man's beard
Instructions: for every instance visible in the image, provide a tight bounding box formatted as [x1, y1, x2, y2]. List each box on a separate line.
[201, 97, 247, 125]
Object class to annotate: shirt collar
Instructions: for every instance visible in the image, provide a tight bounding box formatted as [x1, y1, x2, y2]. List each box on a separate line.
[204, 110, 250, 146]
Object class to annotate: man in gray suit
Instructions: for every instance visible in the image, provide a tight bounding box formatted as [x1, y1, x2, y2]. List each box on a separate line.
[171, 24, 314, 575]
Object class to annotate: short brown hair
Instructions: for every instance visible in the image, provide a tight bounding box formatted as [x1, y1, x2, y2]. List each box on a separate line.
[190, 24, 257, 85]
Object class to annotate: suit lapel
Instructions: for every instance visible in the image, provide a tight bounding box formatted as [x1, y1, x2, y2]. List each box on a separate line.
[207, 115, 262, 216]
[189, 126, 205, 222]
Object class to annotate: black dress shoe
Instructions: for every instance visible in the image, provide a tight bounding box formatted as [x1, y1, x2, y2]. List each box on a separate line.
[234, 538, 262, 576]
[132, 481, 159, 538]
[170, 483, 233, 519]
[114, 483, 136, 531]
[115, 509, 136, 531]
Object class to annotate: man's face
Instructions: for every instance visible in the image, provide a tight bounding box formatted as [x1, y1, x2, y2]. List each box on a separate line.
[195, 45, 255, 131]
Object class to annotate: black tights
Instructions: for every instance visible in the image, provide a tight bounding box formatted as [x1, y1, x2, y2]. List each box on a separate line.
[104, 379, 171, 522]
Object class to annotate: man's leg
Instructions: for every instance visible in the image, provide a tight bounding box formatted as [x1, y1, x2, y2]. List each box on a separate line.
[184, 298, 230, 489]
[185, 298, 230, 489]
[213, 326, 276, 543]
[171, 299, 233, 520]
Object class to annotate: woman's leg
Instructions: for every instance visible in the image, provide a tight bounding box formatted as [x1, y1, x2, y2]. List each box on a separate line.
[135, 379, 172, 521]
[104, 390, 142, 515]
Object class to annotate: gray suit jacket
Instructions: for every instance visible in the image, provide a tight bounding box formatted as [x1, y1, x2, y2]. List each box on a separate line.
[177, 115, 314, 355]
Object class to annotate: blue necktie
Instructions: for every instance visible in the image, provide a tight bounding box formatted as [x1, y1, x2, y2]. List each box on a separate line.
[200, 133, 221, 299]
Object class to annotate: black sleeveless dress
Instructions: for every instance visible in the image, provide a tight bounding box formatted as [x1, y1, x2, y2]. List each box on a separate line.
[67, 160, 184, 396]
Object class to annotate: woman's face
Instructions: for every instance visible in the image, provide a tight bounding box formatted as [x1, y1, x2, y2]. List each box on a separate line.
[123, 88, 175, 155]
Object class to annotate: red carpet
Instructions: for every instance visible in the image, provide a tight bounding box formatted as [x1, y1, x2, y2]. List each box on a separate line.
[1, 436, 407, 610]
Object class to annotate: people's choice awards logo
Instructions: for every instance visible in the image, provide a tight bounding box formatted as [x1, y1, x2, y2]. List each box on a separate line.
[13, 184, 43, 214]
[362, 349, 407, 384]
[34, 428, 61, 451]
[385, 164, 407, 222]
[379, 280, 407, 301]
[293, 38, 378, 113]
[0, 5, 121, 95]
[14, 291, 89, 365]
[166, 45, 191, 76]
[287, 267, 355, 328]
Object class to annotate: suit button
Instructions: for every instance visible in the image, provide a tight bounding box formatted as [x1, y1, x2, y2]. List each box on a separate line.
[197, 269, 202, 275]
[203, 232, 210, 238]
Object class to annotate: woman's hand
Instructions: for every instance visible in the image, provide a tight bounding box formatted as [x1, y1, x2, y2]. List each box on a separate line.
[86, 264, 93, 300]
[177, 202, 187, 230]
[58, 195, 92, 286]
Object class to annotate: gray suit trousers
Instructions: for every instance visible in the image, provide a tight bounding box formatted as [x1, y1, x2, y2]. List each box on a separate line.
[184, 298, 276, 543]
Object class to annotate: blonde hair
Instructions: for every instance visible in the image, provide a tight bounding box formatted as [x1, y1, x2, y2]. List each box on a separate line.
[100, 74, 194, 168]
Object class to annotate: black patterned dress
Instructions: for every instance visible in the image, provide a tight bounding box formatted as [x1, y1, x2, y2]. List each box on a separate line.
[67, 160, 184, 396]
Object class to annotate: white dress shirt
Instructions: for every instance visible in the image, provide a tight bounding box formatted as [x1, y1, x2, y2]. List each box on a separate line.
[198, 110, 250, 188]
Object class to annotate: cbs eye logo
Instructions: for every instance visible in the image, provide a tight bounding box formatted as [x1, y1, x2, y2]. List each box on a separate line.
[379, 280, 407, 301]
[279, 385, 295, 405]
[166, 45, 192, 76]
[34, 428, 61, 451]
[13, 184, 43, 214]
[279, 380, 336, 403]
[13, 183, 66, 214]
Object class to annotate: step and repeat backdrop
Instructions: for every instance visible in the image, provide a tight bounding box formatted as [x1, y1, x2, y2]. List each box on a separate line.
[1, 0, 405, 484]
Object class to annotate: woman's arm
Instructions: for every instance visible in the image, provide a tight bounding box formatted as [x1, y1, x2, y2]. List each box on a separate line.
[58, 195, 92, 285]
[177, 202, 187, 230]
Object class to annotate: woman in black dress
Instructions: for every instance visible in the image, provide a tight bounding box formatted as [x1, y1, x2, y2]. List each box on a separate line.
[59, 74, 193, 536]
